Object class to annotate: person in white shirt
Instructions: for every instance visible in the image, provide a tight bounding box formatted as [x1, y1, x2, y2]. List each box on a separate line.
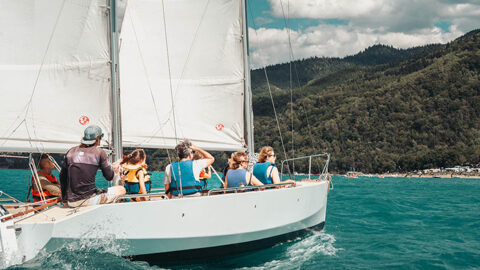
[163, 140, 214, 198]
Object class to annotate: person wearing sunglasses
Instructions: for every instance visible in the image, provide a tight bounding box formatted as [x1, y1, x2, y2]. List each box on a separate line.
[252, 146, 296, 187]
[225, 151, 263, 188]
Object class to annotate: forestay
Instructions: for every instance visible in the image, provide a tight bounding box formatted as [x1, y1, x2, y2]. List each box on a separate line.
[120, 0, 246, 151]
[0, 0, 113, 153]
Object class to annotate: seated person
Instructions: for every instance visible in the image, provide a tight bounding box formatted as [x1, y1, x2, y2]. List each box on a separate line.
[252, 146, 296, 186]
[121, 149, 151, 201]
[30, 154, 61, 202]
[164, 140, 214, 198]
[193, 152, 211, 188]
[225, 151, 263, 188]
[59, 125, 125, 207]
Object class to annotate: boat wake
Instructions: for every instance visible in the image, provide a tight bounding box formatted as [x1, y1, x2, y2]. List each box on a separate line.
[243, 230, 340, 270]
[4, 235, 154, 270]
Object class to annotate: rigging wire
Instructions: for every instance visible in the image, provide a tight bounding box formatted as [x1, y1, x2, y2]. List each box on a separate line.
[249, 0, 324, 175]
[247, 0, 292, 177]
[128, 0, 210, 148]
[127, 9, 172, 147]
[161, 0, 183, 197]
[279, 0, 296, 174]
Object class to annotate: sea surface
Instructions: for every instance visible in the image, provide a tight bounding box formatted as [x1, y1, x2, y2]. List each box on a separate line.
[1, 169, 480, 269]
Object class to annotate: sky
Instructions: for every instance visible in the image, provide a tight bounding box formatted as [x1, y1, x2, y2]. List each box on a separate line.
[247, 0, 480, 68]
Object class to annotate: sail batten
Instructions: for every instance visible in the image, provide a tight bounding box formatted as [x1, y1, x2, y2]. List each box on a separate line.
[120, 0, 246, 151]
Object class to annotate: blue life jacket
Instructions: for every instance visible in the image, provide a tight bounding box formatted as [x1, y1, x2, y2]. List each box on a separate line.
[226, 168, 247, 188]
[253, 162, 276, 184]
[125, 181, 152, 194]
[169, 160, 202, 196]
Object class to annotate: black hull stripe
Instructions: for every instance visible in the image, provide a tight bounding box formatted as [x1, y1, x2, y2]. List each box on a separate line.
[130, 222, 325, 265]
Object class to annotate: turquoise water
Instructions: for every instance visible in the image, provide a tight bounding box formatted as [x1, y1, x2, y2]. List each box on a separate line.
[1, 170, 480, 269]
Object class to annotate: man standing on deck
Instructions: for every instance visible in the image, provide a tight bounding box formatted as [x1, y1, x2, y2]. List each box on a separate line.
[59, 125, 125, 207]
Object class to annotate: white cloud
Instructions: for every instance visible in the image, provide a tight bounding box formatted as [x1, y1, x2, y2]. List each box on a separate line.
[267, 0, 480, 33]
[268, 0, 393, 19]
[248, 0, 479, 67]
[249, 25, 464, 68]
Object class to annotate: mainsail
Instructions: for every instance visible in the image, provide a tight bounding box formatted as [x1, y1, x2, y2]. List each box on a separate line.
[0, 0, 115, 153]
[120, 0, 248, 151]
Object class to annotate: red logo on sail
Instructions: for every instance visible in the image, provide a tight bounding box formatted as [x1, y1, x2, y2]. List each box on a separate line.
[215, 123, 224, 131]
[79, 116, 90, 125]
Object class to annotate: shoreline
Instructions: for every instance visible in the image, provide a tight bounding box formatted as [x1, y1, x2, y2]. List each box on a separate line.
[336, 173, 480, 179]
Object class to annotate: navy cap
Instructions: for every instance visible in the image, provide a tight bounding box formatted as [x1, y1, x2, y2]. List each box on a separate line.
[81, 125, 104, 145]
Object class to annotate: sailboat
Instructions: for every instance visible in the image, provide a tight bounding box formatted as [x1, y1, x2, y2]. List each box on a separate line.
[0, 0, 331, 266]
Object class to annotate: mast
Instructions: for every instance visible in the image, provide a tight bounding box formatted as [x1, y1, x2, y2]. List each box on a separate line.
[242, 0, 255, 154]
[109, 0, 123, 161]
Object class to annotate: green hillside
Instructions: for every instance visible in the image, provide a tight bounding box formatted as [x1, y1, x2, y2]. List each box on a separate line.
[253, 29, 480, 173]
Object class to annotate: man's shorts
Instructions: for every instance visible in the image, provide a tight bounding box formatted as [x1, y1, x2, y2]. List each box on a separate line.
[67, 187, 119, 207]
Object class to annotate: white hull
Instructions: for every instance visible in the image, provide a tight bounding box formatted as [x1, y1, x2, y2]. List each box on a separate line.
[6, 181, 328, 265]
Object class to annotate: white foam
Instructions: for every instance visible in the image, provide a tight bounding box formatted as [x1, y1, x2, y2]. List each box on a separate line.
[243, 231, 341, 270]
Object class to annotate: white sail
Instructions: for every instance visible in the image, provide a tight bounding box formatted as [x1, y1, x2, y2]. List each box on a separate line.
[119, 0, 246, 151]
[0, 0, 113, 153]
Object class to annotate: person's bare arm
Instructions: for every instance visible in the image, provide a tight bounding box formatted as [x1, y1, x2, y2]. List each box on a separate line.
[191, 145, 214, 167]
[271, 167, 296, 186]
[39, 178, 61, 196]
[165, 184, 172, 199]
[205, 167, 212, 178]
[136, 171, 147, 201]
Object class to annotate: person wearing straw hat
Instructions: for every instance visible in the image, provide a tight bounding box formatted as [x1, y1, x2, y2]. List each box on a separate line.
[59, 125, 125, 207]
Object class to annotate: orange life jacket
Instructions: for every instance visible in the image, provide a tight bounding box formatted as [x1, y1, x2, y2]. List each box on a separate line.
[30, 171, 59, 202]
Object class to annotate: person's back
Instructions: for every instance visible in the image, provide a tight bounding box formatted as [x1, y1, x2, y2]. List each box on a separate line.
[226, 168, 247, 188]
[252, 147, 296, 187]
[61, 145, 114, 202]
[225, 151, 263, 188]
[253, 162, 275, 185]
[59, 125, 125, 207]
[164, 140, 215, 198]
[122, 149, 151, 201]
[169, 160, 203, 196]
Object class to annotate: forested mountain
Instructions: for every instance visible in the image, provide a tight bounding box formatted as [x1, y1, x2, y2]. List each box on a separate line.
[253, 29, 480, 173]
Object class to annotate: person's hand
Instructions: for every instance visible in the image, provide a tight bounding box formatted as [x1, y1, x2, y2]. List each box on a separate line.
[142, 164, 148, 169]
[191, 145, 199, 151]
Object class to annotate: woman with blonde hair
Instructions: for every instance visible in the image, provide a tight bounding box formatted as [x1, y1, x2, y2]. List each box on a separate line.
[225, 151, 263, 188]
[252, 146, 295, 186]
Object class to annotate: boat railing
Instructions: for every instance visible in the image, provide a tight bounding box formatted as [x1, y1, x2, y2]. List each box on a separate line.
[207, 182, 295, 196]
[280, 153, 331, 181]
[113, 191, 169, 203]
